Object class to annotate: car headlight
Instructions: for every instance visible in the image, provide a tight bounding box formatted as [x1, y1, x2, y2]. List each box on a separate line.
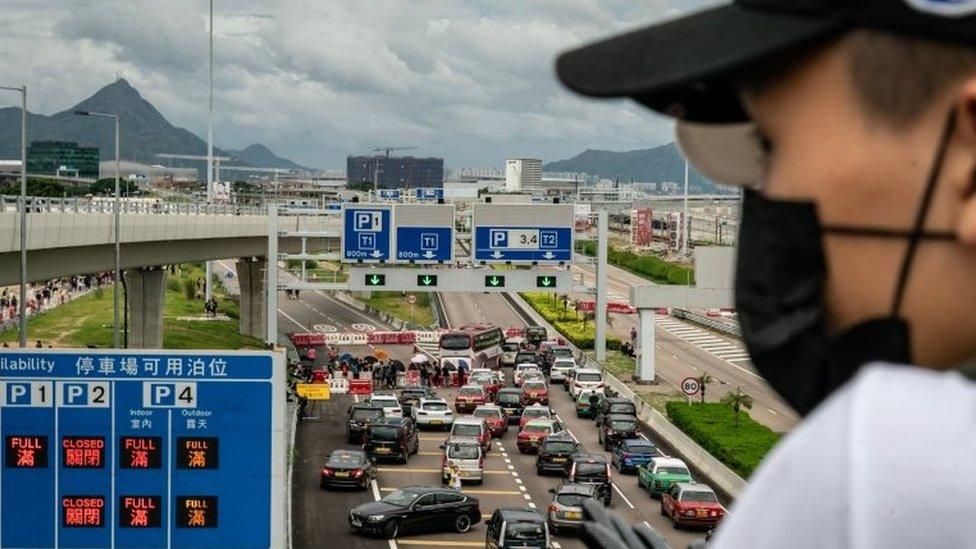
[368, 514, 386, 522]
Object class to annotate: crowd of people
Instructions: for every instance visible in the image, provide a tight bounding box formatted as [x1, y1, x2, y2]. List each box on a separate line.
[0, 273, 112, 325]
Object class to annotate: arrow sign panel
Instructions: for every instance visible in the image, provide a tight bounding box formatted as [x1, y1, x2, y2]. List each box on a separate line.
[342, 205, 393, 263]
[417, 275, 438, 287]
[536, 275, 557, 288]
[394, 204, 454, 264]
[473, 204, 574, 264]
[484, 275, 506, 288]
[364, 274, 387, 287]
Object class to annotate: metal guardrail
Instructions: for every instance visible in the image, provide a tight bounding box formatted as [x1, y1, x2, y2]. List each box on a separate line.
[672, 308, 742, 338]
[0, 196, 269, 215]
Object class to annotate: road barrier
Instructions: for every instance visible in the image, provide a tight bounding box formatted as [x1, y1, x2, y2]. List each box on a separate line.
[327, 378, 349, 394]
[349, 379, 373, 395]
[672, 308, 742, 338]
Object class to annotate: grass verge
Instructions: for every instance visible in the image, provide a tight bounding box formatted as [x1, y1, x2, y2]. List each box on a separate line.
[665, 401, 782, 478]
[1, 264, 264, 349]
[363, 292, 434, 328]
[520, 292, 622, 350]
[576, 241, 694, 285]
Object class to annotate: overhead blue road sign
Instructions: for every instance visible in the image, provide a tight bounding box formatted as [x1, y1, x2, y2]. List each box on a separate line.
[414, 188, 444, 201]
[0, 349, 284, 549]
[378, 189, 401, 200]
[394, 204, 454, 264]
[474, 227, 573, 263]
[472, 204, 575, 264]
[325, 203, 341, 212]
[342, 205, 393, 263]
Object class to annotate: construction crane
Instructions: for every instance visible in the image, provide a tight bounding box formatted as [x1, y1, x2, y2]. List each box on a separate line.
[368, 145, 417, 192]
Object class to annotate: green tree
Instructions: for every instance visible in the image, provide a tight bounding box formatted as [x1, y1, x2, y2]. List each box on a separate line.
[696, 372, 713, 404]
[721, 387, 754, 428]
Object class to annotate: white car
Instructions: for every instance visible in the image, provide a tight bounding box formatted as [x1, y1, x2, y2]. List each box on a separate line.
[549, 357, 576, 384]
[412, 397, 454, 429]
[569, 368, 605, 398]
[514, 363, 542, 386]
[367, 393, 403, 418]
[501, 338, 525, 367]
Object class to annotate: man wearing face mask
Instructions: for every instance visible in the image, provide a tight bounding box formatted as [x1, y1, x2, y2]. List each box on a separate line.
[557, 1, 976, 547]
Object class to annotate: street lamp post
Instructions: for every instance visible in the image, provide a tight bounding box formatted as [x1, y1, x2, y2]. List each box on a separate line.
[74, 110, 121, 348]
[0, 85, 28, 348]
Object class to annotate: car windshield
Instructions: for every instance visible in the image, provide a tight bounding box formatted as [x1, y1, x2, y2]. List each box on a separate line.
[657, 466, 690, 476]
[371, 398, 397, 408]
[369, 426, 400, 441]
[402, 391, 425, 399]
[524, 408, 548, 418]
[507, 521, 546, 540]
[524, 382, 546, 390]
[327, 453, 364, 468]
[352, 409, 383, 421]
[552, 348, 573, 357]
[423, 401, 448, 411]
[682, 491, 718, 503]
[453, 424, 482, 437]
[578, 372, 603, 383]
[382, 489, 419, 507]
[575, 462, 608, 477]
[474, 408, 501, 419]
[556, 494, 590, 507]
[459, 387, 483, 396]
[503, 343, 520, 352]
[516, 353, 536, 362]
[625, 442, 655, 454]
[610, 419, 636, 431]
[544, 441, 577, 453]
[498, 392, 521, 404]
[447, 443, 480, 460]
[440, 335, 471, 350]
[524, 423, 550, 433]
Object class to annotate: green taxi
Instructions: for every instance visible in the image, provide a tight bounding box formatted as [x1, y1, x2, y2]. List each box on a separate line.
[637, 457, 692, 498]
[575, 390, 603, 419]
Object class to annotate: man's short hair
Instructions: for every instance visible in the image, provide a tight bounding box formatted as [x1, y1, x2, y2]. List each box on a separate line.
[847, 29, 976, 128]
[741, 29, 976, 127]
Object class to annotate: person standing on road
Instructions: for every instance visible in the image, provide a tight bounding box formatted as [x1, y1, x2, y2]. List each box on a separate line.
[558, 1, 976, 547]
[449, 465, 463, 493]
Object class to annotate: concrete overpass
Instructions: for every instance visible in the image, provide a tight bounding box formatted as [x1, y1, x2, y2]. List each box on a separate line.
[0, 197, 339, 347]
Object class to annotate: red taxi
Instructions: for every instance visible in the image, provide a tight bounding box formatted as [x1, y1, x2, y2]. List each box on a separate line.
[661, 483, 726, 530]
[469, 369, 504, 401]
[455, 385, 489, 414]
[519, 403, 552, 428]
[516, 418, 563, 454]
[520, 380, 549, 405]
[472, 405, 508, 438]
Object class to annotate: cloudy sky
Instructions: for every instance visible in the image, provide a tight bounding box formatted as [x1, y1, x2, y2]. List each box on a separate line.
[0, 0, 718, 169]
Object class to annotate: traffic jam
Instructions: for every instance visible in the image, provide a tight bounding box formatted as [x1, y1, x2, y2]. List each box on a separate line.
[291, 323, 723, 548]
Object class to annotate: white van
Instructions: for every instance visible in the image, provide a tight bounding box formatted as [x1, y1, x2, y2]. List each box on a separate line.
[569, 368, 605, 398]
[441, 437, 484, 484]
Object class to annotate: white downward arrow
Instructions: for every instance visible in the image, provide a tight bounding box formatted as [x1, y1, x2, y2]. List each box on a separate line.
[371, 250, 383, 258]
[491, 251, 503, 259]
[542, 251, 555, 259]
[423, 251, 436, 258]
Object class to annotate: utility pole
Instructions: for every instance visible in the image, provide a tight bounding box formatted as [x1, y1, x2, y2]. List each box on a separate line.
[205, 0, 215, 302]
[0, 85, 28, 347]
[595, 211, 608, 362]
[682, 159, 689, 256]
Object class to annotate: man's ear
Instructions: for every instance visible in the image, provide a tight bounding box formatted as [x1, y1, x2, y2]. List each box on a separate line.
[953, 77, 976, 245]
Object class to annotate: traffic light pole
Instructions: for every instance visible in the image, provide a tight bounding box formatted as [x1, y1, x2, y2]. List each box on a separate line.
[595, 211, 608, 362]
[266, 204, 278, 346]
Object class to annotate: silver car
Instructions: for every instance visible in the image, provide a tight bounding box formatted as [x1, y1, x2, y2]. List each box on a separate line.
[547, 483, 598, 533]
[549, 357, 576, 384]
[412, 397, 454, 429]
[441, 437, 484, 485]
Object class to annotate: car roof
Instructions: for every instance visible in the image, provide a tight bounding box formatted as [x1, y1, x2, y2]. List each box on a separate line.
[372, 417, 407, 426]
[557, 482, 598, 495]
[522, 380, 547, 386]
[446, 436, 482, 446]
[474, 404, 501, 411]
[498, 387, 523, 394]
[418, 397, 447, 404]
[608, 413, 636, 421]
[652, 457, 688, 468]
[524, 418, 557, 427]
[542, 433, 576, 444]
[352, 403, 384, 410]
[401, 485, 460, 495]
[553, 357, 576, 363]
[459, 384, 485, 390]
[370, 393, 398, 400]
[497, 508, 544, 521]
[621, 438, 655, 447]
[329, 449, 366, 457]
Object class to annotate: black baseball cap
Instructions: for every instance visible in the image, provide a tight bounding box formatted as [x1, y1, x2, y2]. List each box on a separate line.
[557, 0, 976, 186]
[557, 0, 976, 123]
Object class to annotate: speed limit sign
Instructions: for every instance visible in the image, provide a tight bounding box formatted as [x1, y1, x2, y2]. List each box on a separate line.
[681, 377, 701, 397]
[407, 294, 417, 304]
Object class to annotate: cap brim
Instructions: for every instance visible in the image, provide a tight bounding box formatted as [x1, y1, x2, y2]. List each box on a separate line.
[556, 3, 843, 123]
[676, 120, 764, 187]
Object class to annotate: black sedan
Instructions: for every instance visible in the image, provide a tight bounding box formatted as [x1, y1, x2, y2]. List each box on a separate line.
[598, 414, 639, 451]
[349, 486, 481, 539]
[535, 433, 579, 476]
[320, 449, 376, 490]
[347, 403, 384, 444]
[398, 386, 434, 416]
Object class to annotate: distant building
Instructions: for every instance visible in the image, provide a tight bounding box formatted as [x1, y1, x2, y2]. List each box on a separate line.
[505, 158, 542, 192]
[27, 141, 100, 179]
[346, 156, 444, 188]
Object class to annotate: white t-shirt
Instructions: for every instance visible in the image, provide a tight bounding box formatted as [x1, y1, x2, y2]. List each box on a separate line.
[711, 363, 976, 549]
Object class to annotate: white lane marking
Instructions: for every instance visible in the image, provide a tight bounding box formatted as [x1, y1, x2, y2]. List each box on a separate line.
[527, 502, 536, 509]
[612, 482, 635, 509]
[767, 408, 778, 415]
[523, 494, 532, 500]
[727, 358, 753, 363]
[277, 308, 309, 331]
[519, 485, 527, 492]
[354, 394, 360, 404]
[371, 479, 382, 501]
[552, 542, 561, 549]
[515, 478, 523, 485]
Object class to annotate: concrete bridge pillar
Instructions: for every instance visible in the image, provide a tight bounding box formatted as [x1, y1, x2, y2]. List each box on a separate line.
[127, 267, 167, 349]
[237, 257, 267, 340]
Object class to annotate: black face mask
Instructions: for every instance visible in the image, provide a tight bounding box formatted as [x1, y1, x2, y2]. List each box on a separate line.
[736, 113, 958, 416]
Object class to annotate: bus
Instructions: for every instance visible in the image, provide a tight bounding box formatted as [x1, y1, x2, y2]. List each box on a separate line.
[438, 324, 504, 371]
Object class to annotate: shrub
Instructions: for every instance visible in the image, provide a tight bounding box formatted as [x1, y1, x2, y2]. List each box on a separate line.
[166, 278, 181, 293]
[665, 402, 782, 478]
[520, 292, 621, 350]
[182, 279, 197, 301]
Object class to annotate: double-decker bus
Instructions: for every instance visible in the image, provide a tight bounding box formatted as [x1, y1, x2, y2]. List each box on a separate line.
[438, 324, 504, 370]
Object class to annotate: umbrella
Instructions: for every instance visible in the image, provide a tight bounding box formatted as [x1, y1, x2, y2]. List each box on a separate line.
[411, 353, 428, 364]
[339, 352, 354, 363]
[375, 349, 390, 361]
[362, 355, 378, 364]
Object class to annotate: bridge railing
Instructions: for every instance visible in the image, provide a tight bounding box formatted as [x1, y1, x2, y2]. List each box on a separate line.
[0, 196, 269, 216]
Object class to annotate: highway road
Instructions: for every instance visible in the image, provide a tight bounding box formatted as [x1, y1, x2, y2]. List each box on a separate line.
[571, 262, 798, 431]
